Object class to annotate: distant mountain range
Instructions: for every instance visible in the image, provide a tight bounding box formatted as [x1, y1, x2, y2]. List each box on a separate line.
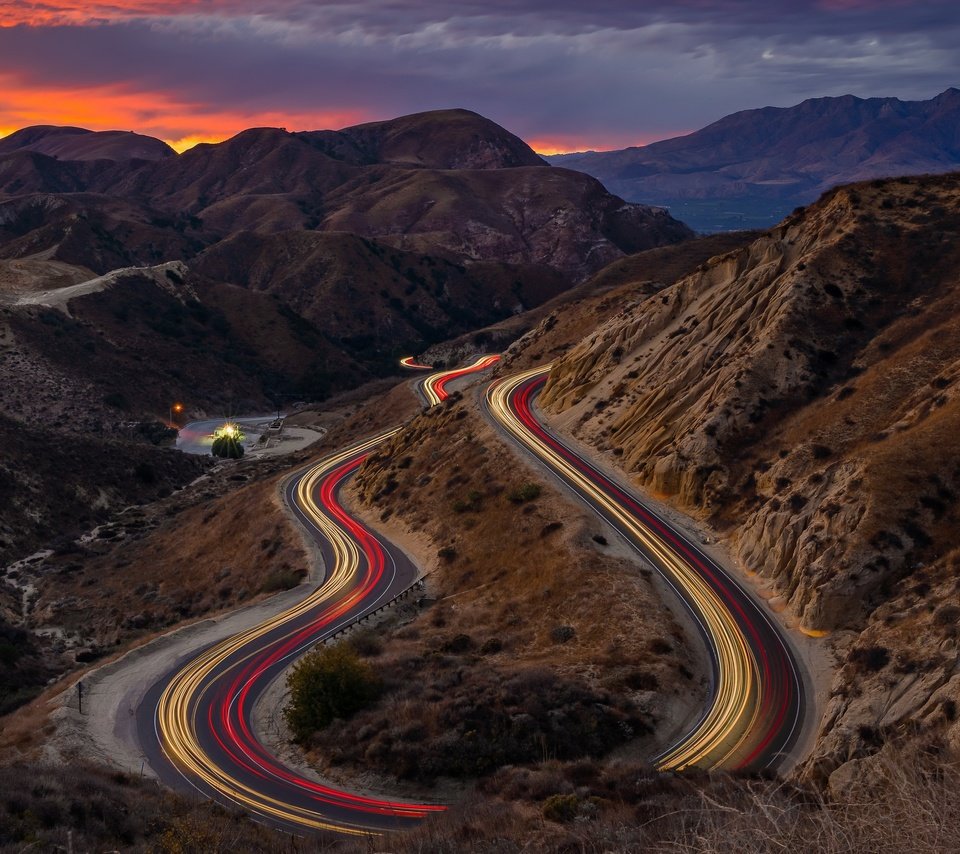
[0, 109, 691, 435]
[550, 89, 960, 232]
[0, 109, 690, 283]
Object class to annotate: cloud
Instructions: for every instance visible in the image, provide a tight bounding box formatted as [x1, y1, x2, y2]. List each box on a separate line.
[0, 1, 957, 150]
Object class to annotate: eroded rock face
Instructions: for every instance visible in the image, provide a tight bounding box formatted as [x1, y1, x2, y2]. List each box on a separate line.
[520, 172, 960, 776]
[541, 175, 960, 633]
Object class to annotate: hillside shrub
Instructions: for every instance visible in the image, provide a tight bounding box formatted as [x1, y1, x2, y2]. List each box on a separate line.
[849, 645, 890, 673]
[284, 644, 381, 742]
[508, 482, 542, 503]
[211, 436, 244, 459]
[542, 794, 579, 823]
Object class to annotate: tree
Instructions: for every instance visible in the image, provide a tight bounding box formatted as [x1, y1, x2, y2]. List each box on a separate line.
[284, 643, 381, 742]
[211, 435, 244, 458]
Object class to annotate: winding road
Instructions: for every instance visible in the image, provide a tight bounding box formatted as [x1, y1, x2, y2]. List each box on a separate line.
[416, 354, 501, 406]
[131, 355, 807, 837]
[486, 367, 805, 771]
[136, 431, 444, 835]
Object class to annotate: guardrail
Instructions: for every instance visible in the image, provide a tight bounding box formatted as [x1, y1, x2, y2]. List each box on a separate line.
[321, 572, 431, 645]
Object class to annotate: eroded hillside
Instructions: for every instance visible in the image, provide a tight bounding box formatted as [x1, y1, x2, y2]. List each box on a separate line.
[516, 172, 960, 783]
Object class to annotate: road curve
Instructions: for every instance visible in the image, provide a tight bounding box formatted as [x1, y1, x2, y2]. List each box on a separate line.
[419, 354, 501, 406]
[486, 366, 805, 771]
[135, 353, 804, 838]
[136, 432, 444, 835]
[399, 356, 434, 370]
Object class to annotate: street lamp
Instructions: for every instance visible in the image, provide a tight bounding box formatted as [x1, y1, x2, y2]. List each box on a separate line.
[170, 402, 184, 426]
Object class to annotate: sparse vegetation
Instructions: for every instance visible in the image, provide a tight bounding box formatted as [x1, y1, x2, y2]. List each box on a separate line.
[508, 482, 542, 503]
[259, 566, 304, 593]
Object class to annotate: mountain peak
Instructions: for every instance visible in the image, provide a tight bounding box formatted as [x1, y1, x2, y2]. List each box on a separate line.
[0, 125, 174, 161]
[334, 108, 547, 169]
[546, 89, 960, 232]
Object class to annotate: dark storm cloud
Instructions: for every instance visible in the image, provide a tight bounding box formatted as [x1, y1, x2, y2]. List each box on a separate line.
[1, 0, 958, 147]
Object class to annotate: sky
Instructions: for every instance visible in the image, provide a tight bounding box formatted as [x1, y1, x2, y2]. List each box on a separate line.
[0, 1, 958, 153]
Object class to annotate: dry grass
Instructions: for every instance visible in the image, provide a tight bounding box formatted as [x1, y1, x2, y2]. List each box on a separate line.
[0, 461, 308, 754]
[2, 746, 959, 852]
[32, 474, 306, 647]
[0, 761, 300, 853]
[329, 745, 960, 854]
[295, 392, 703, 787]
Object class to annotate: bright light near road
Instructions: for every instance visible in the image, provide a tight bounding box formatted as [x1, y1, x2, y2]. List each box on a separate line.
[214, 422, 244, 442]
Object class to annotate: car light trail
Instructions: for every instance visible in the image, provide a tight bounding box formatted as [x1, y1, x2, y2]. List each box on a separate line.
[420, 354, 500, 406]
[487, 366, 803, 771]
[399, 356, 434, 370]
[140, 354, 803, 841]
[143, 432, 445, 835]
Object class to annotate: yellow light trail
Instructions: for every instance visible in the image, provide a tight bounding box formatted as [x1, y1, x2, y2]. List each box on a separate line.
[421, 354, 501, 407]
[154, 429, 439, 834]
[487, 366, 767, 770]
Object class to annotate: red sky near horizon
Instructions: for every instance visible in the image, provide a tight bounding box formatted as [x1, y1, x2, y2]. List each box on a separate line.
[0, 0, 954, 154]
[0, 69, 669, 154]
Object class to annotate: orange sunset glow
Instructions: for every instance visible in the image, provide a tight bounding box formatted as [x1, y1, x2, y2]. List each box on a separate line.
[0, 69, 659, 154]
[529, 131, 681, 156]
[0, 73, 372, 152]
[0, 1, 227, 27]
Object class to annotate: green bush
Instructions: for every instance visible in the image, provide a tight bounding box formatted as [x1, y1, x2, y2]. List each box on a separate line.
[285, 644, 381, 742]
[508, 482, 542, 503]
[543, 794, 579, 823]
[211, 436, 244, 459]
[259, 568, 303, 593]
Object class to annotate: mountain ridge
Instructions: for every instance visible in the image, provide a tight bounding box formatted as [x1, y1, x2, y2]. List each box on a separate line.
[0, 109, 692, 283]
[550, 89, 960, 231]
[0, 125, 176, 162]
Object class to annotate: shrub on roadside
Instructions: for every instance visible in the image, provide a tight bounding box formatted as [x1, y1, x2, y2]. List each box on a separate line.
[284, 644, 381, 742]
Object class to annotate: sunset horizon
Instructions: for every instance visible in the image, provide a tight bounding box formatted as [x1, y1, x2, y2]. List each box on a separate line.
[0, 109, 686, 156]
[2, 1, 955, 159]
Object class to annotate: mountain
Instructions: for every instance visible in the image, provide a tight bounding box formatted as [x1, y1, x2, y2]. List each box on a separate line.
[550, 89, 960, 232]
[300, 108, 547, 169]
[0, 110, 692, 282]
[0, 109, 691, 433]
[0, 126, 175, 162]
[511, 171, 960, 784]
[193, 230, 568, 356]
